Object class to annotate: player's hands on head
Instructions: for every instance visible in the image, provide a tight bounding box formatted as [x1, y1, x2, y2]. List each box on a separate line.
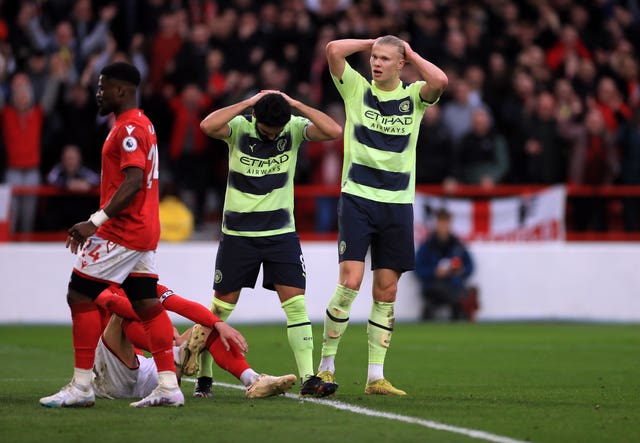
[248, 90, 270, 106]
[214, 321, 249, 354]
[402, 41, 413, 61]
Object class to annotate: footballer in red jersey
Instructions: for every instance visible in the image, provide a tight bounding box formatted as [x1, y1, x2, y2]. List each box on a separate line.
[97, 108, 160, 251]
[40, 62, 183, 409]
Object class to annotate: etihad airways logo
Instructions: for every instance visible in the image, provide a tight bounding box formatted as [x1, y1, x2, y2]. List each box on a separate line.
[239, 153, 289, 167]
[363, 110, 413, 126]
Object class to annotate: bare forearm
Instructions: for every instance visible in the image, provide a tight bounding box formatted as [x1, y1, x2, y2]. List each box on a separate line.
[406, 48, 448, 92]
[292, 101, 342, 140]
[327, 38, 375, 58]
[102, 179, 140, 217]
[326, 39, 375, 77]
[200, 98, 253, 137]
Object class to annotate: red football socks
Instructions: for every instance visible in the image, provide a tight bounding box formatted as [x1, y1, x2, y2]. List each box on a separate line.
[122, 319, 151, 350]
[208, 335, 250, 379]
[70, 301, 102, 370]
[159, 290, 219, 327]
[95, 287, 139, 320]
[136, 302, 175, 373]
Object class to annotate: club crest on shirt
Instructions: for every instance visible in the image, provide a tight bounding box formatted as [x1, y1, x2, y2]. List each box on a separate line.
[122, 136, 138, 152]
[399, 99, 411, 113]
[276, 138, 287, 152]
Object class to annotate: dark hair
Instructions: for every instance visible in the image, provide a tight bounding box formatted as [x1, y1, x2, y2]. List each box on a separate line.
[435, 208, 452, 220]
[100, 62, 141, 86]
[253, 93, 291, 127]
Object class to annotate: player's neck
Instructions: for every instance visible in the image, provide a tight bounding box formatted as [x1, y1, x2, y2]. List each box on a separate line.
[374, 77, 400, 92]
[114, 102, 138, 117]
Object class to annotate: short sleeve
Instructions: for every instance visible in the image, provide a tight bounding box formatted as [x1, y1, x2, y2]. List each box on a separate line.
[415, 80, 440, 108]
[224, 115, 245, 150]
[331, 62, 363, 101]
[290, 116, 312, 141]
[115, 124, 148, 170]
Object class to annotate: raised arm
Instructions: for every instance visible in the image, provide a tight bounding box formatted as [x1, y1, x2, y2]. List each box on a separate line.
[277, 92, 342, 141]
[402, 41, 448, 104]
[325, 38, 376, 79]
[200, 91, 267, 139]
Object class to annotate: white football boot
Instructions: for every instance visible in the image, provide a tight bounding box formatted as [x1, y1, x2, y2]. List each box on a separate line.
[40, 382, 95, 408]
[130, 385, 185, 407]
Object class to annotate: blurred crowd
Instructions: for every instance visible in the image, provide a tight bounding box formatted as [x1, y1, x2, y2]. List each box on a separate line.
[1, 0, 639, 234]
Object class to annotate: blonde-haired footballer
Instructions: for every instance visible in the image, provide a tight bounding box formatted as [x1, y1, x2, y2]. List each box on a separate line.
[317, 36, 448, 395]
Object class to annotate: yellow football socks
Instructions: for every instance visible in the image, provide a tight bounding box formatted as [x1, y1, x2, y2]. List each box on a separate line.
[320, 284, 358, 367]
[281, 295, 314, 381]
[367, 301, 395, 366]
[197, 298, 236, 379]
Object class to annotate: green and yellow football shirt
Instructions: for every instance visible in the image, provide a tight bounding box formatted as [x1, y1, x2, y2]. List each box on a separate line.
[221, 114, 309, 237]
[332, 61, 434, 204]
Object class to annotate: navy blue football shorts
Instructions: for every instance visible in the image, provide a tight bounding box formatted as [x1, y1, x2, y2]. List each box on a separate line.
[213, 232, 306, 293]
[337, 192, 415, 272]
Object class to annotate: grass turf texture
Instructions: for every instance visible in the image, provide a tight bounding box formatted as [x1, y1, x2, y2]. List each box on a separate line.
[0, 323, 638, 443]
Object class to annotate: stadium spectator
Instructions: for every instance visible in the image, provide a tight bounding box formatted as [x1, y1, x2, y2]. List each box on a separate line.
[147, 9, 183, 94]
[39, 62, 182, 409]
[569, 109, 618, 232]
[442, 78, 489, 146]
[39, 51, 83, 171]
[304, 102, 344, 232]
[197, 91, 341, 398]
[440, 29, 470, 76]
[0, 70, 59, 233]
[483, 52, 512, 123]
[316, 36, 447, 396]
[415, 105, 455, 186]
[571, 58, 598, 101]
[616, 107, 640, 232]
[415, 208, 476, 321]
[618, 55, 640, 109]
[168, 83, 212, 229]
[24, 49, 50, 102]
[521, 91, 569, 184]
[170, 23, 210, 91]
[409, 11, 445, 67]
[205, 48, 227, 101]
[44, 144, 99, 230]
[498, 69, 537, 183]
[553, 77, 585, 127]
[545, 24, 592, 73]
[454, 107, 509, 188]
[26, 1, 117, 77]
[55, 81, 101, 172]
[309, 25, 342, 108]
[592, 76, 632, 134]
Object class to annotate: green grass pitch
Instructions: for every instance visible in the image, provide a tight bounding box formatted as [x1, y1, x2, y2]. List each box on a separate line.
[0, 323, 638, 443]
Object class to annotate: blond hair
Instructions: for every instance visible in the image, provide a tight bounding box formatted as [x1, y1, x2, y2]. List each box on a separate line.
[374, 35, 405, 58]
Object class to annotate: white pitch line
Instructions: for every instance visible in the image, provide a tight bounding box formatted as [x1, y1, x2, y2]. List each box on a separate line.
[183, 378, 529, 443]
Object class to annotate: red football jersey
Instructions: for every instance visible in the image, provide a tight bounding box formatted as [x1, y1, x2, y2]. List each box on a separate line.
[97, 109, 160, 251]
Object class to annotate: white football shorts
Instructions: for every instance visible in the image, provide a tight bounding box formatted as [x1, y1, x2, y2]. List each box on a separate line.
[73, 235, 158, 284]
[92, 337, 158, 399]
